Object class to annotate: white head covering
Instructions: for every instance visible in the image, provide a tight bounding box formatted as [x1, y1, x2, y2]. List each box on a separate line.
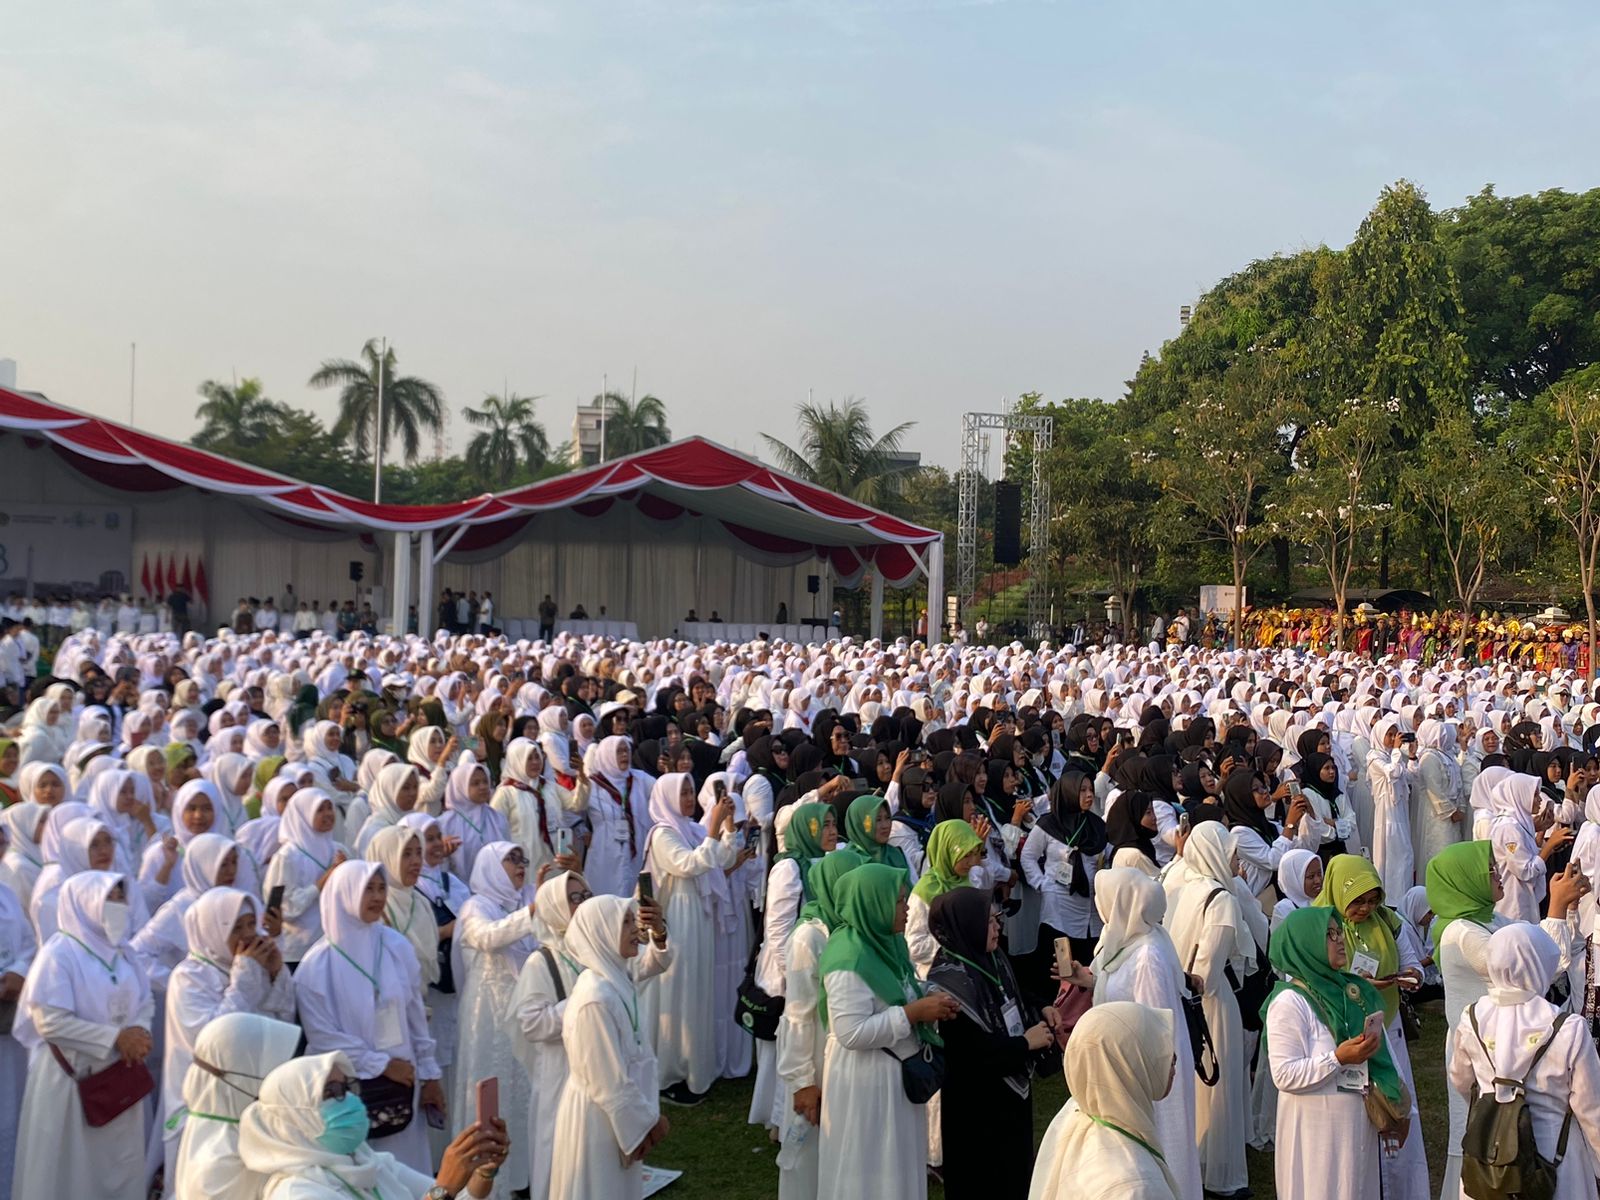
[369, 824, 439, 987]
[562, 893, 640, 1040]
[183, 885, 256, 970]
[1465, 923, 1565, 1104]
[1276, 848, 1320, 909]
[364, 762, 417, 830]
[316, 859, 410, 1006]
[238, 1051, 388, 1190]
[532, 868, 584, 950]
[1090, 867, 1182, 1004]
[1165, 821, 1256, 970]
[280, 788, 339, 869]
[467, 840, 533, 913]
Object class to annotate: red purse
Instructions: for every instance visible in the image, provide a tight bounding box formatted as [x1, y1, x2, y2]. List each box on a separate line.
[50, 1043, 154, 1127]
[1052, 981, 1094, 1047]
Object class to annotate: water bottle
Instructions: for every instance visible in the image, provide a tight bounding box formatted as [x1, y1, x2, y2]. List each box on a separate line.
[774, 1114, 812, 1170]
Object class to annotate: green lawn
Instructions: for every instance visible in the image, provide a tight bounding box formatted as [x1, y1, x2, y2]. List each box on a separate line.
[649, 1003, 1452, 1199]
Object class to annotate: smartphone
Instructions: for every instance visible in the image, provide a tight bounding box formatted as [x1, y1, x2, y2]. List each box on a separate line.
[475, 1076, 499, 1128]
[1177, 813, 1192, 837]
[850, 777, 869, 791]
[265, 884, 285, 915]
[712, 778, 728, 802]
[553, 827, 573, 859]
[425, 1103, 446, 1130]
[637, 871, 654, 903]
[742, 822, 758, 851]
[1362, 1009, 1386, 1040]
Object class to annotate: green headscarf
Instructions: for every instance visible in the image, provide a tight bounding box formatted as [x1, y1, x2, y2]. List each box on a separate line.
[1263, 906, 1403, 1105]
[782, 802, 833, 896]
[1313, 853, 1402, 1022]
[246, 755, 286, 820]
[796, 848, 866, 931]
[818, 863, 931, 1041]
[911, 819, 982, 906]
[1425, 840, 1495, 953]
[288, 685, 320, 735]
[844, 793, 910, 872]
[163, 741, 197, 774]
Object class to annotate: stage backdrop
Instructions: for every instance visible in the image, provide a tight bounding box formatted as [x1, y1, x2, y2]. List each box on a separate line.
[0, 502, 133, 597]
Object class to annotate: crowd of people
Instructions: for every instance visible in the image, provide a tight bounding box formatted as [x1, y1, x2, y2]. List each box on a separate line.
[4, 621, 1600, 1199]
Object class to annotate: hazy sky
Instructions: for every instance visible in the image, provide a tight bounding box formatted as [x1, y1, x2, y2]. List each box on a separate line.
[3, 1, 1597, 475]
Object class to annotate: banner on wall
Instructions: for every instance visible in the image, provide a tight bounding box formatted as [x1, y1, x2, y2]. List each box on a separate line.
[0, 503, 134, 597]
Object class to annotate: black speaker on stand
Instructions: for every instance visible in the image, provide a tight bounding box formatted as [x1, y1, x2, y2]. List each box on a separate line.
[993, 481, 1023, 565]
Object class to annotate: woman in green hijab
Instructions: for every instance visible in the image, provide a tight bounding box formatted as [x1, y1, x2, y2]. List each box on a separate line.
[245, 755, 286, 820]
[781, 801, 837, 899]
[815, 864, 961, 1200]
[286, 684, 320, 737]
[1263, 906, 1406, 1198]
[844, 793, 910, 873]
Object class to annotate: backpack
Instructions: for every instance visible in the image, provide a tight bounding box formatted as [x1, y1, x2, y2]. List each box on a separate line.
[1460, 1009, 1572, 1200]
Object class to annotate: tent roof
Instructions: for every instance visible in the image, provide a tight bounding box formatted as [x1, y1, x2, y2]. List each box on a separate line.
[0, 386, 941, 584]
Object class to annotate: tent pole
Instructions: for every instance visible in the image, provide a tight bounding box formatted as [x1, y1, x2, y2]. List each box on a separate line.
[418, 528, 435, 636]
[390, 529, 410, 636]
[869, 567, 884, 641]
[925, 537, 945, 642]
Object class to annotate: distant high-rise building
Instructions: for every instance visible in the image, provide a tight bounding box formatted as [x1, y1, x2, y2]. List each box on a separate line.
[0, 358, 16, 390]
[571, 400, 606, 466]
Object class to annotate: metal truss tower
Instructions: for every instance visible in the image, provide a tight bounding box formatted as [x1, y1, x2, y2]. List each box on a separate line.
[956, 410, 1054, 639]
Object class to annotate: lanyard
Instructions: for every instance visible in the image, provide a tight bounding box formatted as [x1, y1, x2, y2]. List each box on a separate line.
[297, 844, 331, 872]
[387, 892, 416, 936]
[328, 1172, 383, 1200]
[189, 952, 229, 976]
[943, 949, 1004, 989]
[1087, 1115, 1166, 1162]
[332, 942, 382, 999]
[164, 1106, 239, 1131]
[63, 933, 121, 982]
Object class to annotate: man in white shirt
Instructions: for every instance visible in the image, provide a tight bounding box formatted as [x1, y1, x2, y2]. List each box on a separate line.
[116, 595, 140, 634]
[256, 598, 280, 632]
[479, 591, 495, 634]
[16, 619, 39, 685]
[293, 602, 318, 639]
[320, 601, 340, 637]
[0, 623, 23, 704]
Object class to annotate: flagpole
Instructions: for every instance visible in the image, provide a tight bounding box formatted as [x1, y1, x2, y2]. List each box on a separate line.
[600, 372, 608, 462]
[373, 337, 386, 503]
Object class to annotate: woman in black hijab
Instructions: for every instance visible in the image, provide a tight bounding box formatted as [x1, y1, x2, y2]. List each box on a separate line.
[1027, 769, 1107, 976]
[928, 887, 1052, 1199]
[1105, 788, 1160, 873]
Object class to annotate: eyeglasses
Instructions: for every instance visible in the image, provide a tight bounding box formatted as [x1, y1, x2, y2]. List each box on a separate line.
[505, 851, 529, 867]
[322, 1078, 363, 1101]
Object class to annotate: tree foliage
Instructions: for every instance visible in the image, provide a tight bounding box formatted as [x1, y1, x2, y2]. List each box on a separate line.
[593, 391, 670, 459]
[309, 340, 445, 463]
[762, 398, 916, 506]
[463, 392, 549, 489]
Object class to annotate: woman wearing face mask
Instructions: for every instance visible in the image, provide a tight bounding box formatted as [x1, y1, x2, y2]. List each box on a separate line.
[549, 894, 675, 1200]
[11, 870, 154, 1200]
[170, 1012, 300, 1200]
[294, 860, 443, 1175]
[31, 813, 128, 943]
[452, 840, 539, 1198]
[237, 1050, 510, 1200]
[159, 887, 295, 1184]
[1029, 1002, 1181, 1199]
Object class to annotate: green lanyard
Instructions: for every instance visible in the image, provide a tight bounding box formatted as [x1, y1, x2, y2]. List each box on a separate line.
[1088, 1115, 1166, 1163]
[943, 949, 1003, 989]
[297, 844, 331, 872]
[189, 952, 229, 976]
[63, 933, 121, 984]
[386, 892, 415, 936]
[164, 1106, 239, 1131]
[559, 950, 583, 977]
[328, 1171, 382, 1200]
[332, 942, 382, 999]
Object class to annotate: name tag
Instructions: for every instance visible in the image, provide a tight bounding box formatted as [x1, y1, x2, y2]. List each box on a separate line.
[1350, 950, 1379, 979]
[1001, 1000, 1025, 1037]
[375, 1001, 405, 1050]
[1336, 1061, 1369, 1092]
[1050, 856, 1075, 889]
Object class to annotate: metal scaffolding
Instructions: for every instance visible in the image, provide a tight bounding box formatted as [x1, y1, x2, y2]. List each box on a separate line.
[956, 411, 1054, 639]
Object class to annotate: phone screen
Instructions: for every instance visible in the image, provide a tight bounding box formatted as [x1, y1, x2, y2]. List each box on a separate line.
[266, 884, 285, 915]
[637, 871, 654, 902]
[1363, 1009, 1385, 1039]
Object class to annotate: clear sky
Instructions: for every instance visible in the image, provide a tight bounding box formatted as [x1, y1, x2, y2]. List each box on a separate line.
[3, 1, 1596, 473]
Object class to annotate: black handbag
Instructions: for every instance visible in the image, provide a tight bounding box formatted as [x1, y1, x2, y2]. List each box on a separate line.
[357, 1073, 414, 1139]
[735, 939, 784, 1041]
[1183, 890, 1222, 1087]
[883, 1040, 945, 1104]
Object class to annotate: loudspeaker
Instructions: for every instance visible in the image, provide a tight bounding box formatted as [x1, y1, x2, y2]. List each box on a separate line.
[993, 481, 1023, 565]
[806, 574, 821, 595]
[348, 560, 365, 583]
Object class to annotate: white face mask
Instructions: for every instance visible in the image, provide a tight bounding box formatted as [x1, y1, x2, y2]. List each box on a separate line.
[101, 900, 130, 944]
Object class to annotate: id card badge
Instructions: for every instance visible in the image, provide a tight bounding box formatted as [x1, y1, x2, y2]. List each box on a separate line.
[1336, 817, 1355, 839]
[1350, 950, 1379, 979]
[375, 1000, 405, 1050]
[106, 988, 132, 1027]
[1001, 1000, 1025, 1037]
[1336, 1060, 1369, 1092]
[1053, 855, 1075, 890]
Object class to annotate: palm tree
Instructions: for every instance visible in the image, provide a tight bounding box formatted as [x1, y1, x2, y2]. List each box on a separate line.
[593, 391, 670, 459]
[193, 377, 286, 449]
[463, 392, 549, 487]
[308, 339, 445, 462]
[762, 397, 916, 506]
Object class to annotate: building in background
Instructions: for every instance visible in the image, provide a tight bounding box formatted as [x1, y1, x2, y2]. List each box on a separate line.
[0, 358, 16, 390]
[570, 400, 605, 466]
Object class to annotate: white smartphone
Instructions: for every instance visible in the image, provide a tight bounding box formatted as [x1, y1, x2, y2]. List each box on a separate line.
[553, 827, 573, 858]
[1362, 1009, 1385, 1039]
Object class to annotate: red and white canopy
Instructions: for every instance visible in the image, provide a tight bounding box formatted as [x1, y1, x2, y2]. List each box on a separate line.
[0, 386, 941, 586]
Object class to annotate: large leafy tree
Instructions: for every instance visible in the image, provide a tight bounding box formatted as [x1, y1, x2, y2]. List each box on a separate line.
[463, 392, 549, 488]
[593, 391, 670, 459]
[193, 378, 286, 450]
[762, 398, 916, 506]
[309, 340, 445, 463]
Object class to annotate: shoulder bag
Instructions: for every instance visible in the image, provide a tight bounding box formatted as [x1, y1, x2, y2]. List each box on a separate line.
[49, 1043, 154, 1128]
[1182, 889, 1222, 1087]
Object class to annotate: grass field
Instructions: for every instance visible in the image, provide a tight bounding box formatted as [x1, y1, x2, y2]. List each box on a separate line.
[648, 1002, 1453, 1199]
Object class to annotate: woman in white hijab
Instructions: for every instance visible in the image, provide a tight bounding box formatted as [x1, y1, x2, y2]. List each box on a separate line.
[293, 859, 442, 1174]
[1412, 717, 1464, 872]
[1028, 1001, 1179, 1199]
[170, 1012, 300, 1200]
[0, 801, 47, 911]
[584, 736, 651, 898]
[160, 886, 294, 1183]
[439, 757, 509, 882]
[353, 761, 420, 856]
[11, 870, 154, 1200]
[492, 738, 582, 883]
[402, 810, 468, 1102]
[202, 752, 255, 839]
[1366, 716, 1418, 902]
[1467, 762, 1512, 843]
[0, 872, 37, 1200]
[1163, 821, 1255, 1198]
[407, 726, 457, 817]
[549, 893, 673, 1200]
[260, 788, 348, 966]
[1493, 771, 1567, 923]
[636, 771, 739, 1102]
[16, 695, 70, 767]
[130, 832, 240, 989]
[1073, 867, 1201, 1200]
[31, 811, 122, 942]
[299, 723, 360, 843]
[451, 840, 538, 1198]
[1448, 923, 1600, 1200]
[698, 771, 761, 1081]
[237, 1050, 510, 1200]
[1270, 848, 1323, 930]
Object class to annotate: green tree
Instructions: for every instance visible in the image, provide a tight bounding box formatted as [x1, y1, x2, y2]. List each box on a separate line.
[593, 391, 670, 459]
[463, 392, 549, 488]
[761, 398, 916, 506]
[309, 340, 445, 463]
[193, 377, 286, 449]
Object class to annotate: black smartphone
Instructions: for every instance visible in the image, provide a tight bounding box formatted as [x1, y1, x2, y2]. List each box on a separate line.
[742, 822, 758, 851]
[712, 779, 728, 801]
[637, 871, 654, 902]
[266, 884, 285, 915]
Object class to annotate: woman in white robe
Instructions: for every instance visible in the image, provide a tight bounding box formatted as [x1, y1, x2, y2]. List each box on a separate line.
[1077, 866, 1202, 1200]
[1491, 772, 1559, 923]
[260, 788, 347, 966]
[549, 894, 674, 1200]
[1412, 718, 1464, 872]
[298, 722, 359, 843]
[11, 870, 155, 1200]
[452, 839, 539, 1198]
[583, 736, 651, 898]
[140, 781, 220, 909]
[1367, 716, 1418, 900]
[439, 757, 510, 882]
[159, 886, 295, 1183]
[131, 832, 239, 990]
[1460, 730, 1498, 836]
[0, 879, 37, 1200]
[1027, 1001, 1180, 1200]
[352, 761, 420, 856]
[407, 726, 456, 817]
[491, 738, 581, 883]
[170, 1011, 300, 1200]
[31, 811, 121, 942]
[1448, 923, 1600, 1200]
[293, 859, 442, 1175]
[402, 811, 468, 1109]
[202, 752, 255, 839]
[1164, 821, 1254, 1197]
[0, 801, 47, 913]
[637, 770, 739, 1100]
[699, 771, 761, 1080]
[237, 1050, 510, 1200]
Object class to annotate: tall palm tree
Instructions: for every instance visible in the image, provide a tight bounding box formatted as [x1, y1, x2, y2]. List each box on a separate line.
[593, 391, 670, 459]
[463, 392, 549, 487]
[192, 377, 286, 449]
[762, 397, 916, 506]
[308, 339, 445, 462]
